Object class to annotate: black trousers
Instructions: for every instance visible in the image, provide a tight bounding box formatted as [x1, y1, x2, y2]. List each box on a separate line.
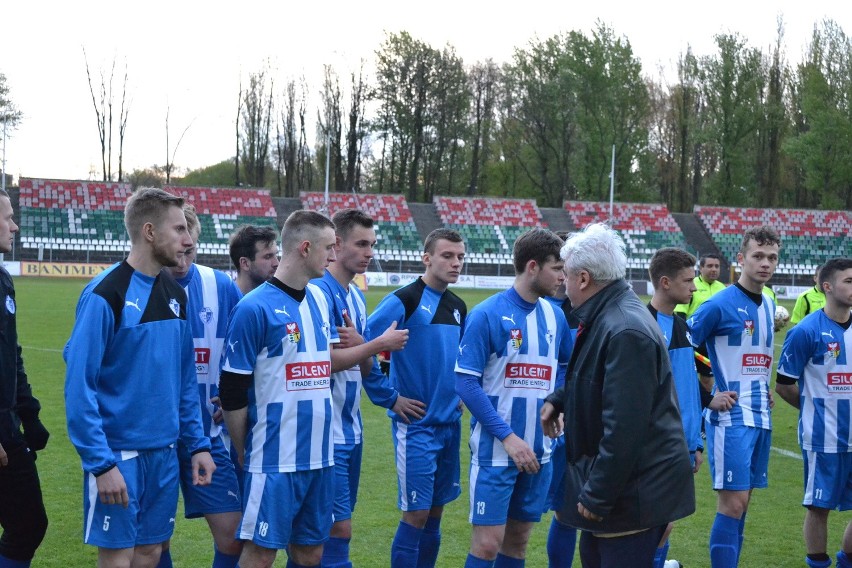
[0, 447, 48, 561]
[579, 525, 666, 568]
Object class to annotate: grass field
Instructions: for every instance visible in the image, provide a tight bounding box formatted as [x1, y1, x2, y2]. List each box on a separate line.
[15, 277, 845, 567]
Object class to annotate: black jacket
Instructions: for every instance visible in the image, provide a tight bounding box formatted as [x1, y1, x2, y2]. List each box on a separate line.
[546, 279, 695, 533]
[0, 266, 41, 453]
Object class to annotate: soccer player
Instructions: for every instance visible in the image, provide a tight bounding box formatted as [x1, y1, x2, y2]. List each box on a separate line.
[228, 224, 280, 296]
[791, 265, 826, 326]
[541, 223, 695, 567]
[775, 257, 852, 568]
[647, 248, 709, 568]
[158, 204, 243, 568]
[675, 253, 726, 394]
[64, 188, 215, 568]
[368, 228, 468, 568]
[219, 210, 407, 568]
[0, 189, 49, 568]
[687, 225, 781, 567]
[456, 228, 574, 568]
[312, 208, 426, 568]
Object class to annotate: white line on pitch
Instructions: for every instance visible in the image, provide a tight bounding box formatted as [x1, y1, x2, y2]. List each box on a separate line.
[771, 446, 802, 460]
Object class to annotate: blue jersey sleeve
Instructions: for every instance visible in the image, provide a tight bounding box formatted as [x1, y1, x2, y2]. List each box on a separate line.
[367, 294, 406, 335]
[222, 300, 267, 375]
[362, 359, 399, 409]
[687, 298, 722, 347]
[455, 308, 513, 441]
[777, 322, 813, 381]
[64, 291, 117, 474]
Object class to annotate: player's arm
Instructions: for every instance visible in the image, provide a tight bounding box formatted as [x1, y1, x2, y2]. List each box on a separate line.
[774, 374, 799, 409]
[14, 344, 49, 453]
[685, 299, 721, 348]
[579, 330, 659, 520]
[220, 373, 251, 467]
[64, 293, 119, 476]
[176, 312, 214, 483]
[774, 325, 809, 410]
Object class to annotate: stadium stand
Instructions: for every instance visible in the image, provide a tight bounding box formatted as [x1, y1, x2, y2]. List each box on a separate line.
[695, 206, 851, 276]
[300, 192, 423, 261]
[563, 201, 690, 271]
[433, 196, 546, 264]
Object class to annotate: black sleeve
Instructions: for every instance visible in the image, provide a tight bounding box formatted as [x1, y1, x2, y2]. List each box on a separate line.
[545, 386, 566, 414]
[219, 370, 253, 411]
[14, 345, 41, 423]
[775, 373, 797, 386]
[699, 382, 714, 409]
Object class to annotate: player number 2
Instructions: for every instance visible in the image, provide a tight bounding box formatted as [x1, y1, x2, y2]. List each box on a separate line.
[476, 501, 486, 515]
[258, 521, 269, 537]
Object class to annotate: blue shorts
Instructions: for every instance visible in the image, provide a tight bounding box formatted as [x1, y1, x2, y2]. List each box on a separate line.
[469, 461, 552, 525]
[238, 467, 333, 549]
[545, 435, 566, 512]
[803, 450, 852, 510]
[221, 430, 245, 490]
[177, 435, 241, 518]
[392, 421, 461, 511]
[83, 447, 178, 548]
[332, 442, 363, 522]
[706, 422, 770, 490]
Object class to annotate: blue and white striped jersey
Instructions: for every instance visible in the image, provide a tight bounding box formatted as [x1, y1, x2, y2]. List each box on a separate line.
[176, 264, 241, 438]
[312, 270, 397, 445]
[778, 310, 852, 453]
[221, 280, 339, 473]
[688, 285, 775, 429]
[456, 287, 573, 467]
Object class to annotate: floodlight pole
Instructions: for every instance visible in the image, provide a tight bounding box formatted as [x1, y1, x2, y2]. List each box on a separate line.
[608, 144, 615, 221]
[323, 131, 331, 216]
[1, 118, 6, 194]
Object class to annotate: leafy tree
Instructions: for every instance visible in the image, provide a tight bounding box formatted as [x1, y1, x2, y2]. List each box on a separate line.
[239, 67, 274, 188]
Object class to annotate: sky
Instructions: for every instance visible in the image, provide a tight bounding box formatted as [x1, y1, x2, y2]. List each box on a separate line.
[2, 0, 850, 183]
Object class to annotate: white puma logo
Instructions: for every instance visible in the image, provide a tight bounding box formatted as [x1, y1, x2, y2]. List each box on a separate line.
[227, 490, 239, 501]
[737, 307, 749, 316]
[822, 331, 835, 339]
[502, 314, 516, 325]
[420, 304, 433, 315]
[125, 298, 141, 311]
[274, 306, 290, 316]
[227, 340, 239, 352]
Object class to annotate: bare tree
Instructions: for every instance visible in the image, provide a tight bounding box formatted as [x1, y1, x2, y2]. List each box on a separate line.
[83, 48, 130, 181]
[164, 106, 194, 184]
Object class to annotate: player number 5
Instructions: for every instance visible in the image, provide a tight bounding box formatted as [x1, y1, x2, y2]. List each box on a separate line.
[103, 516, 110, 531]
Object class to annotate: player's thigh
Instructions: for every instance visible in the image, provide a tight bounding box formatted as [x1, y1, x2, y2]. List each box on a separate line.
[136, 448, 180, 546]
[332, 442, 363, 522]
[507, 461, 552, 523]
[470, 464, 516, 526]
[706, 423, 761, 490]
[392, 422, 440, 511]
[178, 437, 241, 519]
[291, 467, 334, 546]
[804, 450, 852, 510]
[0, 447, 47, 551]
[432, 422, 462, 507]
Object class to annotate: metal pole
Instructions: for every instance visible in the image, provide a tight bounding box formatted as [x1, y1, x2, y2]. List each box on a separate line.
[323, 131, 331, 215]
[608, 144, 615, 222]
[1, 118, 6, 194]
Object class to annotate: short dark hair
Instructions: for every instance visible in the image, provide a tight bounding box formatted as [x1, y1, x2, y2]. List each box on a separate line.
[740, 226, 781, 254]
[124, 187, 184, 243]
[331, 208, 374, 240]
[512, 228, 563, 274]
[699, 253, 721, 267]
[423, 228, 463, 254]
[819, 258, 852, 289]
[649, 247, 697, 286]
[228, 224, 278, 269]
[281, 210, 335, 251]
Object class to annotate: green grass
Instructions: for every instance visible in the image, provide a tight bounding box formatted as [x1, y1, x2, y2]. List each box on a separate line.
[16, 279, 839, 566]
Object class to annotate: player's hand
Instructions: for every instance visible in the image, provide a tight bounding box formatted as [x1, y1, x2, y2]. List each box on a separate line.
[0, 441, 7, 467]
[377, 321, 409, 352]
[210, 396, 224, 424]
[768, 389, 775, 409]
[708, 391, 738, 411]
[22, 419, 49, 452]
[391, 396, 426, 423]
[578, 502, 602, 522]
[336, 312, 366, 349]
[96, 467, 129, 507]
[502, 433, 540, 474]
[191, 451, 217, 486]
[693, 449, 703, 474]
[540, 402, 563, 439]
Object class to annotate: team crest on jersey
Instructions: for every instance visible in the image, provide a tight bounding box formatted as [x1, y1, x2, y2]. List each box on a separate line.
[744, 320, 754, 336]
[198, 306, 213, 324]
[286, 322, 301, 344]
[4, 295, 14, 315]
[169, 298, 180, 317]
[828, 342, 841, 359]
[510, 328, 523, 350]
[453, 309, 461, 324]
